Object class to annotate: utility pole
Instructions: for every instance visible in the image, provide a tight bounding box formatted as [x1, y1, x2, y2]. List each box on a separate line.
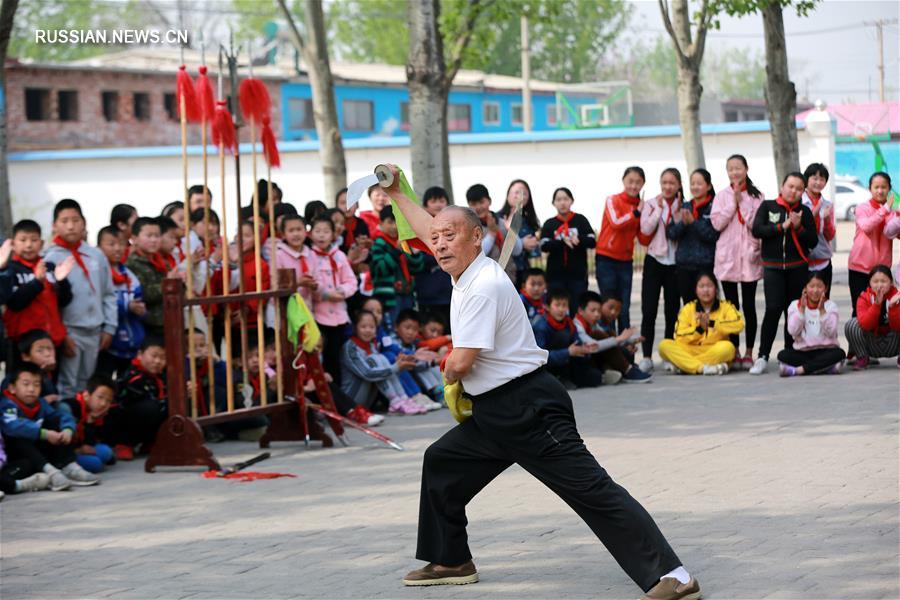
[864, 18, 898, 102]
[520, 14, 532, 132]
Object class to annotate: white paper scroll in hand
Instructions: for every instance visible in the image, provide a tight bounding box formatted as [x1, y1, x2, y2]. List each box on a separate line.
[345, 173, 380, 209]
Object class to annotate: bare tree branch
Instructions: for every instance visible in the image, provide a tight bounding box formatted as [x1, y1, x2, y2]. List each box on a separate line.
[277, 0, 307, 56]
[657, 0, 686, 61]
[442, 0, 490, 91]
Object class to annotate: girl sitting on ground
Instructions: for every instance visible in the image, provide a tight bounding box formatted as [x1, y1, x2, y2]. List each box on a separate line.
[776, 272, 845, 377]
[844, 265, 900, 370]
[340, 310, 426, 416]
[659, 272, 744, 375]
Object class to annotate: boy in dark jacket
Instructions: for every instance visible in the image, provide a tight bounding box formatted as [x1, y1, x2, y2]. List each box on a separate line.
[97, 225, 146, 378]
[520, 267, 547, 323]
[0, 329, 62, 406]
[0, 219, 74, 349]
[532, 289, 606, 390]
[115, 335, 167, 455]
[0, 362, 99, 489]
[125, 217, 169, 340]
[62, 374, 117, 473]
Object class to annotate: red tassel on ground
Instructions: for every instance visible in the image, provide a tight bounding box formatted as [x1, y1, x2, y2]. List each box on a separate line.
[238, 78, 271, 124]
[201, 470, 296, 482]
[211, 101, 237, 154]
[195, 65, 216, 124]
[261, 115, 280, 168]
[176, 65, 201, 123]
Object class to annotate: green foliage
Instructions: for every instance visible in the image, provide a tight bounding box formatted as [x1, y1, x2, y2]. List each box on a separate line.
[328, 0, 408, 65]
[712, 0, 819, 20]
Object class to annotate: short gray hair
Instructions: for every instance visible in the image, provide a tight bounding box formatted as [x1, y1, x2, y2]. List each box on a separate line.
[441, 205, 482, 230]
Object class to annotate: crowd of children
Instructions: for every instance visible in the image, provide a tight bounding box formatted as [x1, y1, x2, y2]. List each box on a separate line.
[0, 162, 897, 500]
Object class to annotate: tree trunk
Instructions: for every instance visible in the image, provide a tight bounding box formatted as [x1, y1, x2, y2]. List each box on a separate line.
[302, 0, 346, 206]
[0, 0, 19, 236]
[762, 2, 799, 184]
[676, 63, 705, 171]
[278, 0, 346, 206]
[407, 0, 448, 200]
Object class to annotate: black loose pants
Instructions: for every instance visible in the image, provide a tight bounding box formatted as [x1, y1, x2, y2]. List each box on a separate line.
[416, 368, 681, 593]
[760, 267, 809, 358]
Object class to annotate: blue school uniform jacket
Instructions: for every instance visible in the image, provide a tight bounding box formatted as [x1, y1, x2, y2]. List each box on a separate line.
[0, 393, 76, 440]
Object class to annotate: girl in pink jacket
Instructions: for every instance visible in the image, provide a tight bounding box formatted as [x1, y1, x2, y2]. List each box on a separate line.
[710, 154, 764, 371]
[275, 214, 318, 308]
[848, 172, 899, 317]
[776, 272, 845, 377]
[638, 167, 683, 371]
[308, 215, 358, 384]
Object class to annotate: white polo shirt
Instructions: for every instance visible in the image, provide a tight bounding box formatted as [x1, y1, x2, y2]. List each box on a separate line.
[450, 252, 548, 395]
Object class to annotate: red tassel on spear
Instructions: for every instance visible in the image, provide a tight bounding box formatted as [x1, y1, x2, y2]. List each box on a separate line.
[238, 77, 271, 125]
[211, 100, 237, 154]
[261, 115, 280, 168]
[176, 64, 201, 123]
[196, 65, 216, 124]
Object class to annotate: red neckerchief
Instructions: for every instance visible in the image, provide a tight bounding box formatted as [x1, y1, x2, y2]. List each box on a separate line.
[134, 249, 170, 275]
[374, 231, 411, 283]
[776, 196, 809, 263]
[546, 313, 575, 334]
[692, 192, 713, 220]
[733, 183, 748, 224]
[797, 297, 824, 311]
[554, 211, 576, 266]
[72, 391, 106, 443]
[312, 246, 339, 287]
[247, 370, 261, 401]
[12, 255, 52, 294]
[110, 263, 130, 288]
[160, 251, 176, 271]
[575, 313, 595, 336]
[807, 191, 823, 233]
[664, 197, 677, 227]
[345, 215, 358, 249]
[869, 198, 884, 211]
[350, 336, 374, 355]
[52, 235, 95, 292]
[521, 291, 545, 314]
[129, 357, 164, 400]
[616, 191, 641, 207]
[3, 389, 40, 419]
[175, 240, 185, 262]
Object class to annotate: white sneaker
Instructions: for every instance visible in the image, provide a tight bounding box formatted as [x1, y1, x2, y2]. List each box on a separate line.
[638, 357, 654, 373]
[702, 364, 726, 376]
[601, 370, 623, 385]
[15, 472, 51, 492]
[47, 469, 73, 491]
[749, 357, 768, 375]
[412, 393, 442, 411]
[61, 463, 100, 486]
[662, 361, 675, 372]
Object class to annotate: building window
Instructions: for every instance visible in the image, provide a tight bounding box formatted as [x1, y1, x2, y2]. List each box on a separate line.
[724, 110, 738, 122]
[546, 104, 557, 126]
[511, 103, 523, 126]
[343, 99, 373, 131]
[102, 91, 120, 122]
[133, 92, 151, 121]
[288, 97, 314, 129]
[400, 101, 410, 130]
[163, 92, 177, 121]
[483, 102, 500, 125]
[25, 88, 51, 121]
[57, 90, 79, 121]
[448, 103, 471, 132]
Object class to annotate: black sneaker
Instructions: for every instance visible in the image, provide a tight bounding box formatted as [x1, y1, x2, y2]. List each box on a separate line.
[623, 365, 653, 383]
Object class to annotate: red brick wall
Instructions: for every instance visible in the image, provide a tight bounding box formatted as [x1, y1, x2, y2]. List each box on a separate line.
[5, 65, 283, 151]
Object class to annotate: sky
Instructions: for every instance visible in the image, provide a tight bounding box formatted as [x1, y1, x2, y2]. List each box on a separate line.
[629, 0, 900, 105]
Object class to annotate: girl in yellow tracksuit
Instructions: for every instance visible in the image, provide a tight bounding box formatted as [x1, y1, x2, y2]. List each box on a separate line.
[659, 272, 745, 375]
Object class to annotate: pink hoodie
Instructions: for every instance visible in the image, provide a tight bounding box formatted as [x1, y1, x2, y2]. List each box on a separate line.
[786, 299, 840, 351]
[275, 240, 315, 307]
[308, 245, 357, 326]
[710, 186, 763, 282]
[848, 199, 899, 273]
[640, 195, 681, 262]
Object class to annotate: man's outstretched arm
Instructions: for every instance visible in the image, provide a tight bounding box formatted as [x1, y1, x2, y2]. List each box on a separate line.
[381, 164, 434, 243]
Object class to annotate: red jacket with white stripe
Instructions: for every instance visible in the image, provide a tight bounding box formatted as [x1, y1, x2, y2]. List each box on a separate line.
[596, 192, 642, 262]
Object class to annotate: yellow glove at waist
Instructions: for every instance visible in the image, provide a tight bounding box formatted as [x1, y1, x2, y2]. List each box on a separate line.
[443, 377, 472, 424]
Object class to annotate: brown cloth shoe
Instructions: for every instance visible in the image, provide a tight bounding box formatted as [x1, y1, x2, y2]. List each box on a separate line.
[402, 560, 479, 586]
[639, 576, 701, 600]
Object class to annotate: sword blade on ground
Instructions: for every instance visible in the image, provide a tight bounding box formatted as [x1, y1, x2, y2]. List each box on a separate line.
[497, 207, 522, 269]
[308, 404, 404, 451]
[217, 452, 271, 476]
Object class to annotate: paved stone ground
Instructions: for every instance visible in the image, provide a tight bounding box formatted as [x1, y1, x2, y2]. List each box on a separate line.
[2, 247, 899, 599]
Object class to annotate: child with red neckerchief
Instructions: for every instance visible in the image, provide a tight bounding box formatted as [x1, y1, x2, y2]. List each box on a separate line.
[540, 187, 596, 316]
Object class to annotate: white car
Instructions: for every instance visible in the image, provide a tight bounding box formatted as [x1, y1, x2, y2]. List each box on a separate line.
[833, 177, 870, 221]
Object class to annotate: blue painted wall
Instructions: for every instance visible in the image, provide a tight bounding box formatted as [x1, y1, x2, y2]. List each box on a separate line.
[280, 82, 589, 141]
[835, 141, 900, 186]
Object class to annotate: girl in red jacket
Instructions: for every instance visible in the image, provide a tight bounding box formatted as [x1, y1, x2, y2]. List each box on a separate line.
[844, 265, 900, 370]
[847, 172, 898, 318]
[595, 166, 645, 331]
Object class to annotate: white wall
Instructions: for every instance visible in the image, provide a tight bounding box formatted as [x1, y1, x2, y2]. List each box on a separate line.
[9, 122, 828, 241]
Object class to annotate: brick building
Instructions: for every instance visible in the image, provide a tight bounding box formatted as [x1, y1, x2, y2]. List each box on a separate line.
[4, 48, 285, 151]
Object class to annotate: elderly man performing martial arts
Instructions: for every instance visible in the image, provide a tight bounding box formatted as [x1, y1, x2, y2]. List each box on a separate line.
[378, 166, 700, 600]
